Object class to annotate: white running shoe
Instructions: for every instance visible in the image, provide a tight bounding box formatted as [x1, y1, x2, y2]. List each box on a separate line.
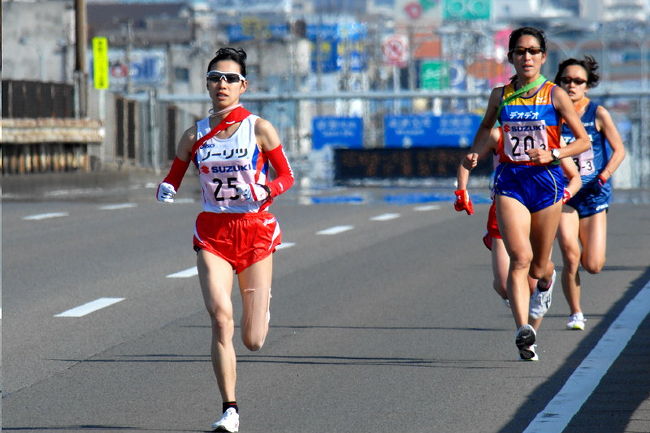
[529, 270, 556, 319]
[520, 344, 539, 361]
[212, 408, 239, 432]
[515, 324, 537, 360]
[567, 313, 586, 330]
[503, 298, 511, 309]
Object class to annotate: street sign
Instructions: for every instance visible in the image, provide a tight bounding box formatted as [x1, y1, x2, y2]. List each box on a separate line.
[420, 60, 449, 89]
[397, 0, 442, 23]
[312, 117, 363, 150]
[92, 37, 109, 90]
[308, 23, 368, 73]
[382, 34, 409, 67]
[443, 0, 490, 20]
[384, 113, 481, 148]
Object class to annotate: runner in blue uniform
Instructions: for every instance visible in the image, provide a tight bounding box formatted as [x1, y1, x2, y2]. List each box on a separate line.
[554, 56, 626, 330]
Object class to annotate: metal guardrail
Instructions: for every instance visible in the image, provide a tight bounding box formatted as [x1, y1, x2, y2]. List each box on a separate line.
[123, 88, 650, 188]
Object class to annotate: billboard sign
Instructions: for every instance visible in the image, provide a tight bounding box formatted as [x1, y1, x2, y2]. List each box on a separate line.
[102, 49, 166, 88]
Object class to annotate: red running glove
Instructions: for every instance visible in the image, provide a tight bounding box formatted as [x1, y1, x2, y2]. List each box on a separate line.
[454, 189, 474, 215]
[562, 188, 572, 204]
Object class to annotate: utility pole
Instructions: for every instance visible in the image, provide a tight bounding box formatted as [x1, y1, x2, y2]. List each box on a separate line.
[74, 0, 88, 117]
[125, 18, 134, 94]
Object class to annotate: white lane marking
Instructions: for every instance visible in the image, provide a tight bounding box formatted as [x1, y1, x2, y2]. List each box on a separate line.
[524, 279, 650, 433]
[167, 267, 198, 278]
[316, 225, 354, 235]
[370, 213, 401, 221]
[54, 297, 125, 317]
[414, 204, 440, 211]
[276, 242, 295, 250]
[99, 203, 137, 210]
[23, 212, 69, 221]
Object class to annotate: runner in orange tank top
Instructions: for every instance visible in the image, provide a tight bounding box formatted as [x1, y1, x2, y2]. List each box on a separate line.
[454, 27, 590, 361]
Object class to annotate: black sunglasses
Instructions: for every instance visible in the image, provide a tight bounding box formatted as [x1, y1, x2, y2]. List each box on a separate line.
[511, 47, 544, 56]
[206, 70, 246, 83]
[560, 77, 587, 86]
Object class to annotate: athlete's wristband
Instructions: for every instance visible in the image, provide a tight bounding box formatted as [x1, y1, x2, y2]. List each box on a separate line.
[163, 157, 191, 190]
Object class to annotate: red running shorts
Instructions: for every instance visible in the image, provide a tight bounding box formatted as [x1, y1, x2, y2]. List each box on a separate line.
[193, 211, 282, 273]
[483, 201, 502, 250]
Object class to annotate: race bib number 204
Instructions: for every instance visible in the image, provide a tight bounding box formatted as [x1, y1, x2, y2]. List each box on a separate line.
[502, 120, 549, 162]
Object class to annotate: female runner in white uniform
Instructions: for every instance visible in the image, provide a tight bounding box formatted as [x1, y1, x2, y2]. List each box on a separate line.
[156, 47, 294, 432]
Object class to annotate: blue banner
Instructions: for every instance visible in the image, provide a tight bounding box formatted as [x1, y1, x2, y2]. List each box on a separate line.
[384, 114, 481, 148]
[312, 116, 364, 150]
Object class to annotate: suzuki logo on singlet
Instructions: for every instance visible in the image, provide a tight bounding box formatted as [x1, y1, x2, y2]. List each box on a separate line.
[503, 125, 510, 132]
[200, 165, 210, 174]
[211, 163, 253, 173]
[510, 125, 545, 132]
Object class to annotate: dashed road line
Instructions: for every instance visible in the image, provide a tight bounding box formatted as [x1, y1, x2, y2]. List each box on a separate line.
[54, 297, 125, 317]
[414, 204, 440, 211]
[23, 212, 69, 221]
[276, 242, 295, 250]
[166, 267, 198, 278]
[370, 213, 401, 221]
[316, 225, 354, 235]
[99, 203, 138, 210]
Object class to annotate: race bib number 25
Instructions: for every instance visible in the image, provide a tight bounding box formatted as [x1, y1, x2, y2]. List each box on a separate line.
[502, 120, 549, 162]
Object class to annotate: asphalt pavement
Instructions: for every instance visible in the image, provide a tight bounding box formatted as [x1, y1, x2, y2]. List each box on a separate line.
[2, 168, 649, 433]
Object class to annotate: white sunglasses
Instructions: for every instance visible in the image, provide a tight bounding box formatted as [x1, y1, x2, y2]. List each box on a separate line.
[206, 70, 246, 83]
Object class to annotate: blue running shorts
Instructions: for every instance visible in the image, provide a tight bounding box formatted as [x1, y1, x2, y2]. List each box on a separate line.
[493, 163, 565, 213]
[566, 179, 612, 218]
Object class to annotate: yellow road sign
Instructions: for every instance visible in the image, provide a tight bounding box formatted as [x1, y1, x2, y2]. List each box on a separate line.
[92, 37, 109, 90]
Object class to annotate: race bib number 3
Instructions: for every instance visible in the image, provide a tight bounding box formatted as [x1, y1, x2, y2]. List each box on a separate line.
[573, 146, 595, 176]
[502, 120, 549, 162]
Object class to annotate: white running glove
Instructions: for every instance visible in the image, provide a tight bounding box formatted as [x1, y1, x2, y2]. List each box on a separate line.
[156, 182, 176, 203]
[235, 183, 270, 202]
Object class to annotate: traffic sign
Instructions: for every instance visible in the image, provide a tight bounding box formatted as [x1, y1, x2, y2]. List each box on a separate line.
[384, 113, 481, 148]
[92, 37, 109, 90]
[443, 0, 490, 20]
[382, 34, 409, 67]
[312, 117, 364, 150]
[420, 60, 449, 90]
